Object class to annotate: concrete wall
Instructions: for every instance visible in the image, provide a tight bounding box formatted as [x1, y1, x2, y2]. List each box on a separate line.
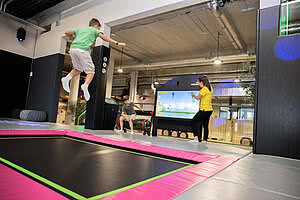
[0, 15, 37, 117]
[0, 15, 36, 58]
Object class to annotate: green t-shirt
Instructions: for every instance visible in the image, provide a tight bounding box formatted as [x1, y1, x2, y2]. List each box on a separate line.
[70, 27, 103, 51]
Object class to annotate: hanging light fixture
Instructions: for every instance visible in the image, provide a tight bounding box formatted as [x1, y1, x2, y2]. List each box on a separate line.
[234, 78, 240, 83]
[214, 31, 223, 65]
[234, 64, 241, 83]
[118, 47, 124, 73]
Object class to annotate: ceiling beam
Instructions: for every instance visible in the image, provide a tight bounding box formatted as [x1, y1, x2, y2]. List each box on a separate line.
[119, 54, 255, 71]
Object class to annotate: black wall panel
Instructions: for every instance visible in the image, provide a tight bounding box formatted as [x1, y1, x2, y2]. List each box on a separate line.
[27, 54, 64, 122]
[255, 6, 300, 159]
[0, 50, 31, 117]
[85, 45, 111, 130]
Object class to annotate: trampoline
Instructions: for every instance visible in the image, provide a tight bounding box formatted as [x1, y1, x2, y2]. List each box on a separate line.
[0, 130, 238, 200]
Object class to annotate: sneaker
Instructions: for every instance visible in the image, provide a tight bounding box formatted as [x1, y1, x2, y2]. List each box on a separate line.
[61, 77, 70, 93]
[81, 84, 90, 101]
[188, 139, 198, 143]
[203, 140, 208, 145]
[117, 130, 124, 134]
[130, 131, 134, 135]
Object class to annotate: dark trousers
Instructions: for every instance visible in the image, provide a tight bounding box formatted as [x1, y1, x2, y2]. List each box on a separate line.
[192, 110, 213, 142]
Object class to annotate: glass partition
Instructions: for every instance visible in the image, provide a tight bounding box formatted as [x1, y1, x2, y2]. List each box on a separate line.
[280, 0, 300, 36]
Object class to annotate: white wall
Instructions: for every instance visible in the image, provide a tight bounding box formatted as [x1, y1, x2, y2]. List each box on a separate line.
[260, 0, 280, 9]
[34, 0, 208, 58]
[0, 15, 37, 58]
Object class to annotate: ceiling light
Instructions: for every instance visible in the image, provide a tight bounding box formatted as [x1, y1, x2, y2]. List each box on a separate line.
[214, 32, 222, 65]
[234, 78, 240, 83]
[214, 59, 223, 65]
[118, 47, 124, 73]
[154, 81, 159, 85]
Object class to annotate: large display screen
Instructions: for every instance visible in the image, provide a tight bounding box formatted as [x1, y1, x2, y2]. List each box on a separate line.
[155, 91, 200, 119]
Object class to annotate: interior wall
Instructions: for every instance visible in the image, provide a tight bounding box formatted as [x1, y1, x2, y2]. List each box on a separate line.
[255, 6, 300, 159]
[0, 50, 32, 117]
[0, 15, 36, 58]
[0, 15, 36, 118]
[27, 54, 65, 122]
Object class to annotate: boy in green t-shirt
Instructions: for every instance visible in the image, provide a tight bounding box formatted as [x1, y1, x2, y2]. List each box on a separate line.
[62, 18, 126, 101]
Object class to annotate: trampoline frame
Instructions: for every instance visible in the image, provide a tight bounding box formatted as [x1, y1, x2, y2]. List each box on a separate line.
[0, 130, 239, 200]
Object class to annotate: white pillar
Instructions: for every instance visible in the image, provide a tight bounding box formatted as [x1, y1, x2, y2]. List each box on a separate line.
[106, 55, 115, 98]
[66, 75, 80, 125]
[129, 71, 138, 103]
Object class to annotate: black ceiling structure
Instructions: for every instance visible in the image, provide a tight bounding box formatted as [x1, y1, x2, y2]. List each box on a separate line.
[4, 0, 65, 19]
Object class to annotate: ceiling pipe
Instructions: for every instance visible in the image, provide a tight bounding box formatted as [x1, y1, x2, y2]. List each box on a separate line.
[0, 11, 46, 31]
[220, 14, 244, 50]
[3, 0, 13, 12]
[210, 8, 239, 50]
[0, 0, 7, 11]
[0, 0, 45, 32]
[137, 70, 250, 79]
[210, 4, 244, 51]
[120, 54, 255, 70]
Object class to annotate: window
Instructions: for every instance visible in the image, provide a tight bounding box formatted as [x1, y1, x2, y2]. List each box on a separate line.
[238, 108, 254, 120]
[280, 0, 300, 36]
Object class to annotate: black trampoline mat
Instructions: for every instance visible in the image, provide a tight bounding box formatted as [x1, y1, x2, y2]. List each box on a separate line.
[0, 137, 190, 199]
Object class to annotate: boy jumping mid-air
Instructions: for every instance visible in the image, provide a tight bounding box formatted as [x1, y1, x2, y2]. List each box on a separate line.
[62, 18, 126, 101]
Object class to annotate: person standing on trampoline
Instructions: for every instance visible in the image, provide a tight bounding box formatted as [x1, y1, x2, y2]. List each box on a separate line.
[191, 76, 213, 144]
[62, 18, 126, 101]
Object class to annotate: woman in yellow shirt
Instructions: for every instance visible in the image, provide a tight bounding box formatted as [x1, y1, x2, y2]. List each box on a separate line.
[191, 76, 213, 143]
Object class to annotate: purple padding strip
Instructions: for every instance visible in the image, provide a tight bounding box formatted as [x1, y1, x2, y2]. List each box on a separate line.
[0, 130, 65, 136]
[0, 163, 68, 200]
[101, 156, 239, 200]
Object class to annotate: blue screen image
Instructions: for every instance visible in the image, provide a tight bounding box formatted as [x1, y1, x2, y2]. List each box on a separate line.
[156, 91, 200, 119]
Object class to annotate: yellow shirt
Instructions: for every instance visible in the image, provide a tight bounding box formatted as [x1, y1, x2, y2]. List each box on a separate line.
[200, 86, 213, 111]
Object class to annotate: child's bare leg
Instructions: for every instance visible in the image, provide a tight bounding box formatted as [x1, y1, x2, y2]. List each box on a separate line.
[61, 69, 81, 93]
[69, 69, 81, 78]
[81, 73, 94, 101]
[84, 73, 94, 85]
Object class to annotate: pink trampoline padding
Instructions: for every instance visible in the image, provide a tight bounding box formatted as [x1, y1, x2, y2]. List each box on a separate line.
[183, 156, 239, 178]
[65, 130, 217, 163]
[0, 163, 68, 200]
[0, 130, 239, 200]
[100, 156, 239, 200]
[101, 168, 207, 200]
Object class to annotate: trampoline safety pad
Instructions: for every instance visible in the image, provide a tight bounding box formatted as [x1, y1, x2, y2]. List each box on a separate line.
[0, 130, 239, 200]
